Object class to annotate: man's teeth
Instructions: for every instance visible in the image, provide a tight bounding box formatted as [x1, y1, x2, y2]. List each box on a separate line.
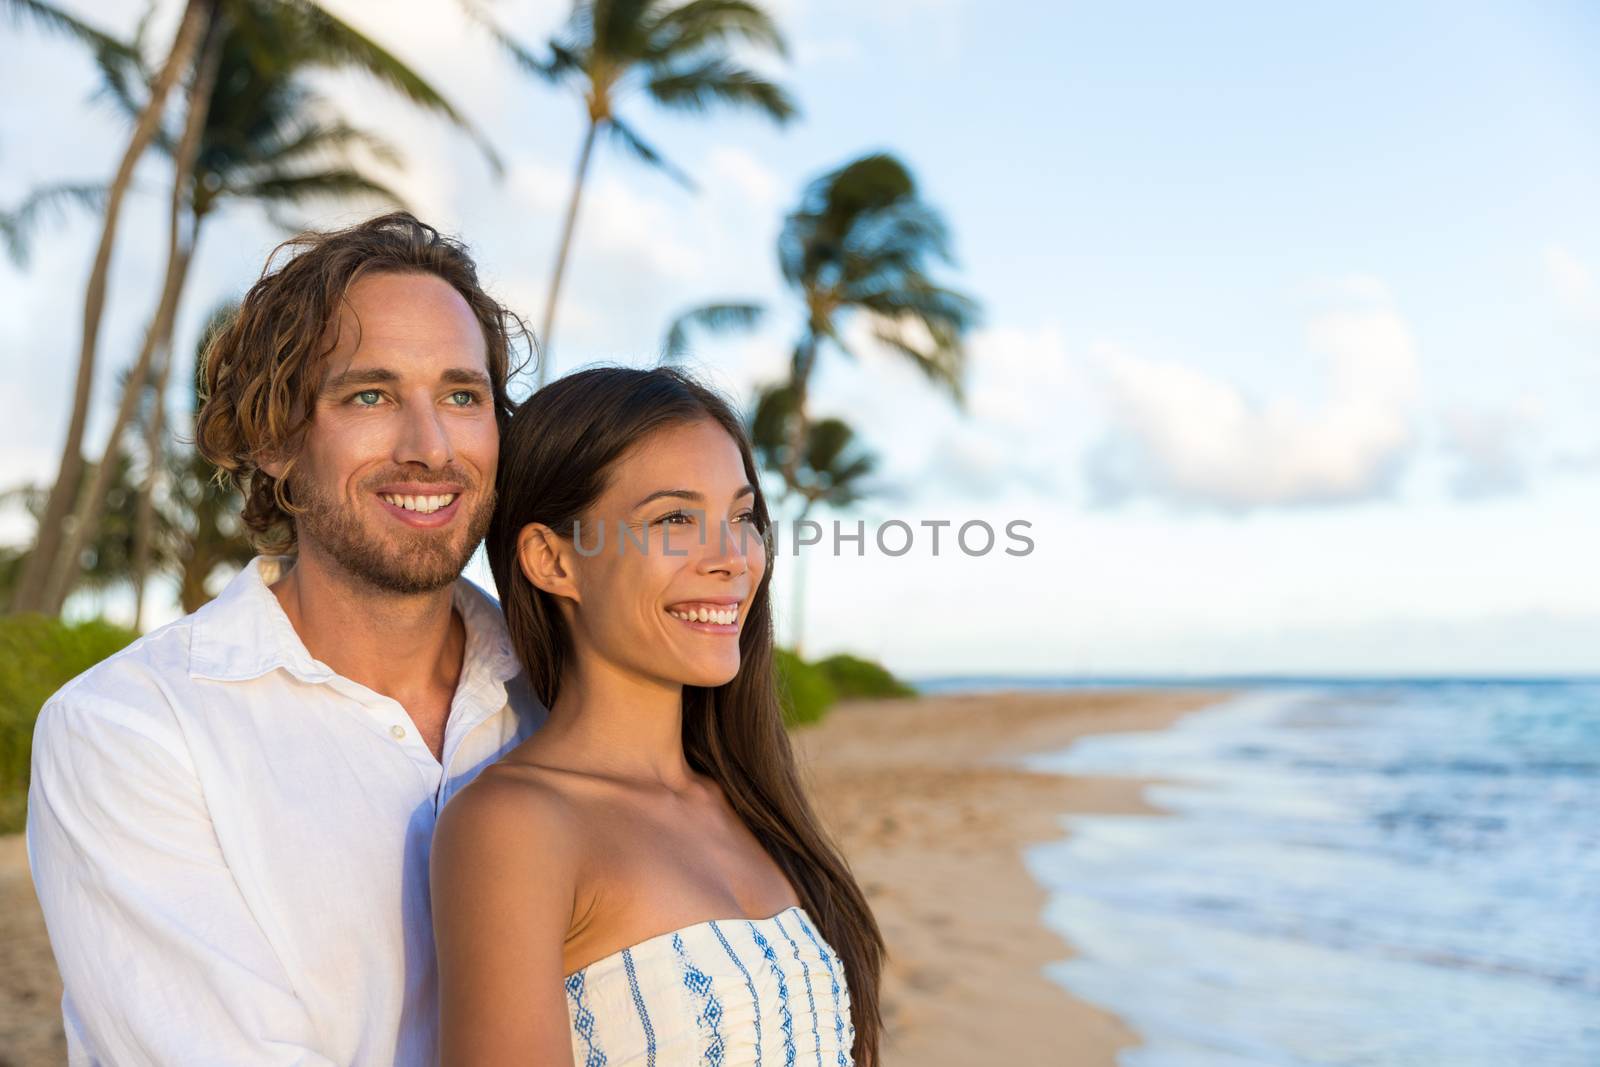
[380, 492, 457, 514]
[668, 605, 740, 625]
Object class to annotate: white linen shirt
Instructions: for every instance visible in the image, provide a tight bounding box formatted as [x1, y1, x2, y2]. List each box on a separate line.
[26, 555, 547, 1066]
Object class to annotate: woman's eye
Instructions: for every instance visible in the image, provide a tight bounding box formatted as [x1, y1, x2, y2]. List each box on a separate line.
[734, 509, 757, 524]
[658, 510, 694, 525]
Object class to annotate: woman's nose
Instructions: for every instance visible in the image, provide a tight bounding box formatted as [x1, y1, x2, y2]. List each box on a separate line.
[700, 518, 751, 574]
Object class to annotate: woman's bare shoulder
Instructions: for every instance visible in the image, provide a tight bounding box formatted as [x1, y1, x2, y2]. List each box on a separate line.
[436, 759, 584, 860]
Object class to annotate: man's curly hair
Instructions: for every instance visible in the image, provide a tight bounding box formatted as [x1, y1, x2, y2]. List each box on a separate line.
[196, 212, 532, 554]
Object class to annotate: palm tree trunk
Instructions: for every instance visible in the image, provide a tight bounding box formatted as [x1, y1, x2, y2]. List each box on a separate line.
[130, 208, 201, 630]
[537, 117, 600, 389]
[781, 333, 817, 493]
[41, 9, 223, 615]
[43, 249, 197, 613]
[9, 0, 212, 614]
[131, 322, 176, 631]
[789, 497, 813, 657]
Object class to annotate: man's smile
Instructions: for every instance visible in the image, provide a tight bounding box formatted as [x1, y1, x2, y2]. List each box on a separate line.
[374, 482, 467, 528]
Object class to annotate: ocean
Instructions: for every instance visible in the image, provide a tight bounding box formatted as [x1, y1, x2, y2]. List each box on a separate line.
[972, 681, 1598, 1067]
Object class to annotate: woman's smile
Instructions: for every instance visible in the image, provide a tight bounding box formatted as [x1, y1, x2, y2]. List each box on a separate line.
[664, 597, 744, 633]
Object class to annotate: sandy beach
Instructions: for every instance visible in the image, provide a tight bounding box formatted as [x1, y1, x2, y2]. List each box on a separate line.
[790, 687, 1234, 1067]
[0, 686, 1231, 1066]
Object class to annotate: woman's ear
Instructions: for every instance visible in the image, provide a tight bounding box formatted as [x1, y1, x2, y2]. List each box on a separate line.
[517, 522, 580, 604]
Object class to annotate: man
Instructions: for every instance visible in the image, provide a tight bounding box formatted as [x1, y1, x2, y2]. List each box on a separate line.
[26, 212, 545, 1065]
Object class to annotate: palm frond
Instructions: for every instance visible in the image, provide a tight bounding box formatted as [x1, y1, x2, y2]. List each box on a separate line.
[645, 56, 797, 122]
[607, 115, 694, 187]
[660, 300, 765, 361]
[276, 0, 504, 175]
[234, 167, 406, 211]
[242, 116, 403, 173]
[642, 0, 788, 60]
[3, 0, 137, 60]
[87, 29, 155, 131]
[0, 182, 107, 267]
[458, 0, 558, 79]
[868, 314, 967, 402]
[852, 278, 980, 333]
[594, 0, 657, 59]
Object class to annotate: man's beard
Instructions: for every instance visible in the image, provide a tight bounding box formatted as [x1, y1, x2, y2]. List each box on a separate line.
[286, 468, 495, 596]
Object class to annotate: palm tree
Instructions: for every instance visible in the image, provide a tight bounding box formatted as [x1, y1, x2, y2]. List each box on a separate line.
[776, 153, 980, 493]
[0, 451, 159, 613]
[4, 0, 212, 614]
[484, 0, 797, 386]
[152, 305, 257, 618]
[33, 4, 409, 615]
[748, 381, 880, 655]
[8, 0, 497, 615]
[657, 154, 981, 500]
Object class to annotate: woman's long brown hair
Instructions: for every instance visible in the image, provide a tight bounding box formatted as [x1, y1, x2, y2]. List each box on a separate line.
[487, 365, 885, 1065]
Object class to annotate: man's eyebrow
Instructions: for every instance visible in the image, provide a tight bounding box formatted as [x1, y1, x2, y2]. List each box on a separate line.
[322, 367, 493, 391]
[632, 484, 757, 510]
[441, 368, 493, 389]
[323, 368, 399, 391]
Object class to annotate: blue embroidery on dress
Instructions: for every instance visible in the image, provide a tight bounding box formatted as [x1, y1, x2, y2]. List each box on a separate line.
[673, 931, 727, 1065]
[708, 920, 763, 1067]
[795, 914, 850, 1067]
[565, 970, 608, 1066]
[622, 947, 658, 1067]
[747, 920, 796, 1067]
[774, 914, 823, 1067]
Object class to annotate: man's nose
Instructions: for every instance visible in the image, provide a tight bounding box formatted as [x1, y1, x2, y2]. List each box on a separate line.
[395, 401, 454, 468]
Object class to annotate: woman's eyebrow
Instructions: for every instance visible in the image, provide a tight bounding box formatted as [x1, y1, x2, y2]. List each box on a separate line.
[632, 484, 757, 510]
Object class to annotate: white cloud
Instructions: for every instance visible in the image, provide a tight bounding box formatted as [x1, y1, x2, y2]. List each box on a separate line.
[1084, 294, 1422, 512]
[1438, 399, 1543, 500]
[1545, 244, 1600, 322]
[706, 147, 782, 215]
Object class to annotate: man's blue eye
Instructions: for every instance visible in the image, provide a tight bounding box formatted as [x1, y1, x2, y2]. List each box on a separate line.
[353, 390, 382, 406]
[449, 391, 477, 406]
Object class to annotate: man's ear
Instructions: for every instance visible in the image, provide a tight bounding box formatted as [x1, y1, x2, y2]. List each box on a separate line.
[256, 436, 299, 481]
[518, 522, 580, 604]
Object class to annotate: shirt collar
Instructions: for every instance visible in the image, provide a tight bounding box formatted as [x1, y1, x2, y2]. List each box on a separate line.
[189, 555, 522, 686]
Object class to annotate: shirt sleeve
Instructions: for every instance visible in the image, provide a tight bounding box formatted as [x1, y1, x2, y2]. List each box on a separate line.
[26, 689, 343, 1066]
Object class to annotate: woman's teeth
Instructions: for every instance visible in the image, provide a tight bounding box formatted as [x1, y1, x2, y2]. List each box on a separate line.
[381, 492, 457, 514]
[668, 605, 739, 625]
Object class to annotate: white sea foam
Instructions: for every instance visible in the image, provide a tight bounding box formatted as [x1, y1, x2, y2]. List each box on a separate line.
[1018, 682, 1600, 1066]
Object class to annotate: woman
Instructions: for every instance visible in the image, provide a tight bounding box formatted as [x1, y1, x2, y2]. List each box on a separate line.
[430, 366, 884, 1066]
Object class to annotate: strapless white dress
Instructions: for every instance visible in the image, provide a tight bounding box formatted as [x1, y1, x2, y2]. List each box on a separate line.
[563, 904, 856, 1066]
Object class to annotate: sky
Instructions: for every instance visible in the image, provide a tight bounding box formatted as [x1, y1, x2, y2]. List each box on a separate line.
[2, 0, 1598, 677]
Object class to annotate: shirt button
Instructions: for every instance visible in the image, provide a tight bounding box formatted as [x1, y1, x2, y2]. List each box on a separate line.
[389, 725, 406, 740]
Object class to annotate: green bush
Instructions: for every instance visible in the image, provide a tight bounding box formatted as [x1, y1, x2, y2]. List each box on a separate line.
[774, 648, 838, 729]
[774, 649, 915, 728]
[0, 615, 137, 834]
[812, 652, 916, 700]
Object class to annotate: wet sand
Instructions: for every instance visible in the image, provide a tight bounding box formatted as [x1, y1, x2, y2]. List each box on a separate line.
[790, 687, 1234, 1067]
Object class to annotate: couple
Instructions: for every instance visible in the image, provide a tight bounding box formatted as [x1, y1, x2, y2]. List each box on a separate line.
[27, 213, 882, 1066]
